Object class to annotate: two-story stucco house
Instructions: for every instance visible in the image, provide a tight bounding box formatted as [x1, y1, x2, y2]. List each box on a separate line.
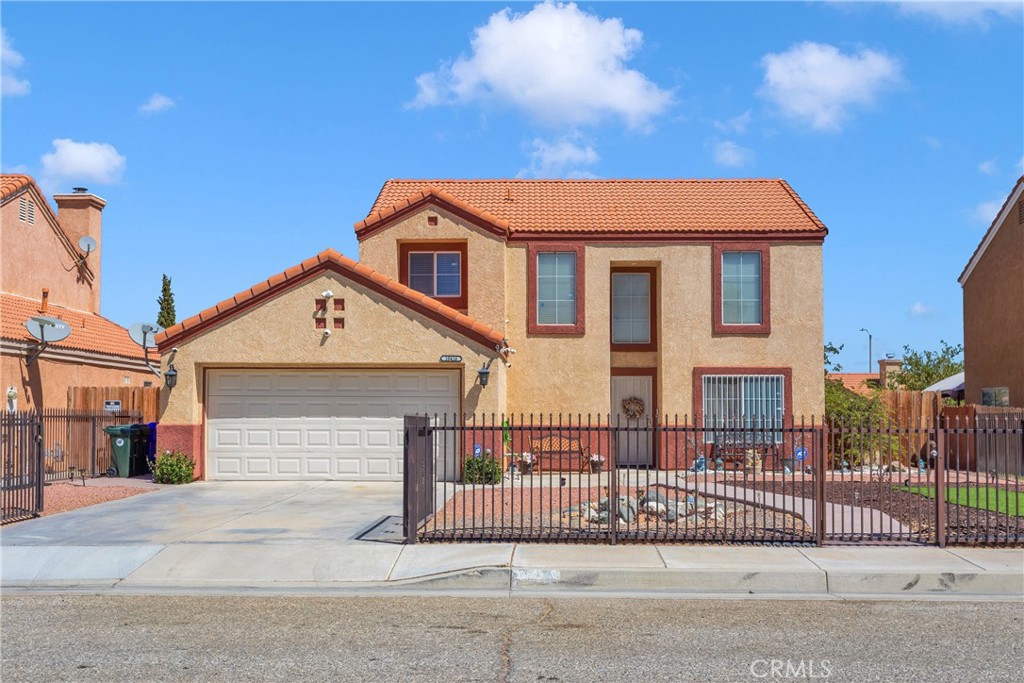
[157, 179, 827, 480]
[0, 175, 152, 410]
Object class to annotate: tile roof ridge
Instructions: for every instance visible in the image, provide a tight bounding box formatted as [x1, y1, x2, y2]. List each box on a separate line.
[384, 177, 786, 183]
[959, 175, 1024, 283]
[159, 248, 505, 350]
[355, 184, 511, 234]
[0, 292, 103, 318]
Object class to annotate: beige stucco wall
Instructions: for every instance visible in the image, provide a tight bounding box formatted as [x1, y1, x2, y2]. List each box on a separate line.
[159, 272, 506, 426]
[963, 205, 1024, 406]
[503, 241, 824, 418]
[357, 207, 508, 334]
[1, 189, 98, 313]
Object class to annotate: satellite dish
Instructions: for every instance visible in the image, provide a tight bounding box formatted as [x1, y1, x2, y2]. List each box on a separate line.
[78, 236, 97, 257]
[128, 322, 165, 349]
[25, 316, 72, 343]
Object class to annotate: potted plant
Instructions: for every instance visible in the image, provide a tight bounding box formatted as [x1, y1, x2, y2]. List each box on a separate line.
[589, 453, 606, 473]
[517, 452, 536, 474]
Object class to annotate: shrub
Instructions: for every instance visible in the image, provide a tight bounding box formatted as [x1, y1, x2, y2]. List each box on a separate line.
[151, 449, 196, 484]
[463, 455, 502, 485]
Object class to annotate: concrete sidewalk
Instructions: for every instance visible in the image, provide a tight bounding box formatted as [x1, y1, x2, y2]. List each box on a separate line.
[4, 538, 1021, 599]
[2, 481, 1021, 599]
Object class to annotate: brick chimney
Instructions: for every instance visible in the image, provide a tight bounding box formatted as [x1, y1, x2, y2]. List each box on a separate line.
[878, 356, 903, 388]
[53, 187, 105, 313]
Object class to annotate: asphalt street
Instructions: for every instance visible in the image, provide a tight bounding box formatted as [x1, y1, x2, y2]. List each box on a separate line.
[2, 595, 1021, 682]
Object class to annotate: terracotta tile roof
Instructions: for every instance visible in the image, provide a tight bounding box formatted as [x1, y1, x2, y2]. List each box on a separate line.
[356, 185, 511, 236]
[158, 248, 506, 350]
[358, 178, 827, 237]
[0, 293, 145, 360]
[1, 174, 34, 200]
[828, 372, 879, 398]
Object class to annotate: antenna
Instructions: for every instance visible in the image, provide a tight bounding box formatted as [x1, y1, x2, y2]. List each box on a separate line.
[78, 236, 97, 259]
[25, 316, 72, 365]
[128, 322, 165, 377]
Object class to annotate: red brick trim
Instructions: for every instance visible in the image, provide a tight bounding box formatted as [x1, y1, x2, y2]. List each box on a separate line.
[398, 241, 469, 311]
[692, 366, 793, 428]
[527, 242, 585, 335]
[712, 242, 771, 335]
[156, 423, 204, 480]
[609, 267, 657, 352]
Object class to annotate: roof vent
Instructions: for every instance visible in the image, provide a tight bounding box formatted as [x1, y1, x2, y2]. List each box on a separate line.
[505, 187, 513, 202]
[72, 187, 88, 194]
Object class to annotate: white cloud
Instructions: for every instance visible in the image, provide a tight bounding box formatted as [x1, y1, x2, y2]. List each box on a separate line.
[1018, 155, 1024, 173]
[408, 1, 673, 130]
[40, 139, 126, 192]
[909, 302, 935, 318]
[712, 140, 755, 168]
[971, 199, 1003, 226]
[139, 93, 176, 114]
[897, 2, 1022, 27]
[519, 136, 599, 178]
[978, 158, 997, 175]
[2, 28, 30, 97]
[713, 111, 753, 135]
[758, 42, 902, 131]
[923, 135, 942, 149]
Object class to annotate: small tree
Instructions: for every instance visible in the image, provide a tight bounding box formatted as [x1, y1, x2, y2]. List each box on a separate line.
[823, 343, 899, 466]
[886, 340, 964, 391]
[156, 274, 176, 328]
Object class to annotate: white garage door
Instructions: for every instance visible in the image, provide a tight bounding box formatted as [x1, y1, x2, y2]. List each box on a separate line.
[206, 369, 459, 480]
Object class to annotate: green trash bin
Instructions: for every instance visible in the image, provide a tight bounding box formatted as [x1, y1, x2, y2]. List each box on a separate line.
[103, 425, 133, 477]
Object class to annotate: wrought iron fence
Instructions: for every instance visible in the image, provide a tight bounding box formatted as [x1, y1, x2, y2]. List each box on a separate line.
[2, 411, 44, 523]
[2, 409, 145, 524]
[404, 414, 1023, 547]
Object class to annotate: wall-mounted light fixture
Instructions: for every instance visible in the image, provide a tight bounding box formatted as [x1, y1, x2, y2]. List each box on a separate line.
[477, 364, 490, 387]
[321, 290, 334, 299]
[165, 363, 178, 389]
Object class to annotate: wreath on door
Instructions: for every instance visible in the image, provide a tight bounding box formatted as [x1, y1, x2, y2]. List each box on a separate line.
[622, 396, 646, 420]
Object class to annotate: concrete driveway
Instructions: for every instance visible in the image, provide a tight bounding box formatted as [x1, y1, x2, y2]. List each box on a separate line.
[1, 481, 427, 587]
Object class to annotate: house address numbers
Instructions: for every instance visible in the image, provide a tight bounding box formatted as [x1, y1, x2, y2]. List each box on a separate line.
[440, 355, 463, 363]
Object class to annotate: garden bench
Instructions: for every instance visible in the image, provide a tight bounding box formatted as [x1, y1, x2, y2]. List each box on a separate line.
[711, 441, 780, 472]
[529, 434, 591, 473]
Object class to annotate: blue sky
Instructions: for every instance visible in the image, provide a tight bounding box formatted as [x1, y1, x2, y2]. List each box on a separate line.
[2, 1, 1021, 372]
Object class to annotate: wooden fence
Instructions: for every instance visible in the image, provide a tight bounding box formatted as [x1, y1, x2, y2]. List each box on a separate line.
[68, 386, 160, 423]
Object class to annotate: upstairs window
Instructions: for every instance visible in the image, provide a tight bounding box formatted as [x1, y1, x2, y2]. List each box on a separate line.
[712, 243, 770, 335]
[527, 242, 585, 335]
[537, 252, 577, 325]
[721, 251, 762, 325]
[398, 242, 468, 309]
[409, 252, 461, 298]
[611, 268, 656, 350]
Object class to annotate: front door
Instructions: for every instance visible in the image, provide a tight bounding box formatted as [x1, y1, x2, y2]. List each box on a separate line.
[610, 373, 654, 467]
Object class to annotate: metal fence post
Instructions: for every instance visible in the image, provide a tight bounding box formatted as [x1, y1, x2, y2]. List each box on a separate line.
[935, 419, 947, 548]
[403, 417, 419, 545]
[91, 416, 98, 476]
[815, 420, 827, 546]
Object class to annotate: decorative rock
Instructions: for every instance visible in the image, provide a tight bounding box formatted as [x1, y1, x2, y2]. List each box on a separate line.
[646, 491, 668, 506]
[644, 501, 667, 516]
[599, 497, 610, 512]
[598, 511, 610, 523]
[665, 509, 678, 523]
[618, 504, 635, 523]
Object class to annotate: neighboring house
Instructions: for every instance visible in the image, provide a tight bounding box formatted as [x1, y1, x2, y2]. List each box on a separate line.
[157, 178, 827, 480]
[828, 357, 903, 397]
[0, 175, 152, 410]
[959, 176, 1024, 408]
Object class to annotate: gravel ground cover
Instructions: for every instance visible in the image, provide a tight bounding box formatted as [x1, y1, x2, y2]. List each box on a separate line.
[37, 481, 154, 518]
[424, 483, 811, 541]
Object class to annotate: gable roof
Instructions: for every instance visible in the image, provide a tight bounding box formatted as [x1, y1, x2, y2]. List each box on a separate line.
[0, 174, 96, 283]
[959, 176, 1024, 285]
[158, 248, 506, 350]
[357, 178, 828, 239]
[0, 293, 145, 360]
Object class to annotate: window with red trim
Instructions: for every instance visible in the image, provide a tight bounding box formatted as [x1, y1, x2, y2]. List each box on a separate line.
[398, 241, 468, 310]
[712, 242, 770, 335]
[527, 242, 585, 335]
